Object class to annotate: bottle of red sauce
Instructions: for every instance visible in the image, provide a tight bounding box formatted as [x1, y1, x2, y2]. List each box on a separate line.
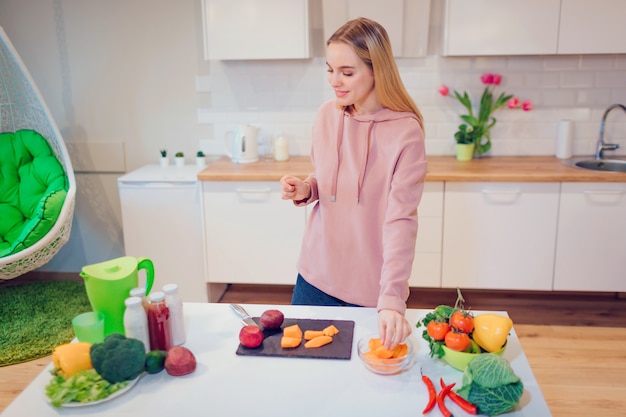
[147, 291, 172, 351]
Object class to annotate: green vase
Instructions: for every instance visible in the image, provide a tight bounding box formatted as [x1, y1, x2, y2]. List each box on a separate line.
[455, 143, 475, 161]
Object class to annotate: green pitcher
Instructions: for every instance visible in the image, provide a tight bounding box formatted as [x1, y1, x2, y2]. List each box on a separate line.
[80, 256, 155, 336]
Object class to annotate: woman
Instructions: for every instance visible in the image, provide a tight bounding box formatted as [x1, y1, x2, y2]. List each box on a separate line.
[280, 18, 426, 349]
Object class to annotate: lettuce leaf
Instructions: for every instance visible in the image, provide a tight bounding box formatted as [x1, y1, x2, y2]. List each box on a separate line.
[457, 353, 524, 416]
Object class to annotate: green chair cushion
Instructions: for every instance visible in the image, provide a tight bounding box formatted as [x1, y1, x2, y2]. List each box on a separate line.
[0, 129, 69, 257]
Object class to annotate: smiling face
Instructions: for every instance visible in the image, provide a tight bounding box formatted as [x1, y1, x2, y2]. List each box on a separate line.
[326, 42, 380, 114]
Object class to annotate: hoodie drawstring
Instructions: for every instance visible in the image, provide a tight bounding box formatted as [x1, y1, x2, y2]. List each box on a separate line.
[330, 113, 374, 204]
[329, 112, 345, 202]
[356, 120, 374, 204]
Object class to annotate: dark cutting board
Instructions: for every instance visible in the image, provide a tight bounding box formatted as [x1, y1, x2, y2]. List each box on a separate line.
[236, 317, 355, 360]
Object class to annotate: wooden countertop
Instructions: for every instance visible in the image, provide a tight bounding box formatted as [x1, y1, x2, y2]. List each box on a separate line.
[197, 156, 626, 182]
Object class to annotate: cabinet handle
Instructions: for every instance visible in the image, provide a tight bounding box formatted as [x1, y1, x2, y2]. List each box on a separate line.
[480, 188, 521, 204]
[235, 187, 272, 202]
[582, 190, 625, 196]
[235, 187, 272, 194]
[480, 188, 522, 195]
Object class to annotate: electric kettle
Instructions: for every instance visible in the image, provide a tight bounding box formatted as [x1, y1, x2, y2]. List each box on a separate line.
[225, 124, 260, 163]
[80, 256, 155, 335]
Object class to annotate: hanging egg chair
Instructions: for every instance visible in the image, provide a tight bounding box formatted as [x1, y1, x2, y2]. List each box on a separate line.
[0, 26, 76, 279]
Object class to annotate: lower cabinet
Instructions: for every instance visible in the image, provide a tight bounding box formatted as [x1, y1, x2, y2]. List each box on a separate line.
[201, 181, 305, 285]
[441, 182, 560, 290]
[200, 179, 625, 293]
[410, 182, 444, 287]
[554, 182, 626, 292]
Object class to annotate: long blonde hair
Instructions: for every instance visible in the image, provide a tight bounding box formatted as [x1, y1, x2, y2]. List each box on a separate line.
[327, 17, 423, 129]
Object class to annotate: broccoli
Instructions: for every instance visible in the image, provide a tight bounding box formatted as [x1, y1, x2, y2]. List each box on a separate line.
[90, 333, 146, 383]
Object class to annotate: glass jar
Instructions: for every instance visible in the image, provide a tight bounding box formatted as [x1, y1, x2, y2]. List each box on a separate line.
[163, 283, 186, 346]
[147, 291, 172, 351]
[123, 296, 150, 352]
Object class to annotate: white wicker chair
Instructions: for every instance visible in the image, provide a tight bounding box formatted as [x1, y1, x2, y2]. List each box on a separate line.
[0, 26, 76, 279]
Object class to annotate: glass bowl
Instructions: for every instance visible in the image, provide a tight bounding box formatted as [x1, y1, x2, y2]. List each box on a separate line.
[357, 335, 414, 375]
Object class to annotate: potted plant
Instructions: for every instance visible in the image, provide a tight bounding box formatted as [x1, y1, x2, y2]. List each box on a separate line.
[196, 150, 206, 168]
[175, 152, 185, 167]
[439, 73, 533, 160]
[159, 149, 169, 167]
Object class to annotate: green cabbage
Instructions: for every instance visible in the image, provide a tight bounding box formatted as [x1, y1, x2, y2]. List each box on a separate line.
[457, 353, 524, 416]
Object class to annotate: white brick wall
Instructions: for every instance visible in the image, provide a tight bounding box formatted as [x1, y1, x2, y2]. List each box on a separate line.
[197, 53, 626, 158]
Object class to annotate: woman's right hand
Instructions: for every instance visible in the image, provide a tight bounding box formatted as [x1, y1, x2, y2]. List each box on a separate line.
[280, 175, 310, 201]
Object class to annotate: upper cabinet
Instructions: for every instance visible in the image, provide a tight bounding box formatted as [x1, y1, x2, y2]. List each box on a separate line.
[322, 0, 431, 58]
[558, 0, 626, 54]
[202, 0, 312, 60]
[443, 0, 626, 56]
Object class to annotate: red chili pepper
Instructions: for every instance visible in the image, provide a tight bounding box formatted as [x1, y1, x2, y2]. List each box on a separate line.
[440, 378, 478, 415]
[421, 374, 437, 414]
[437, 379, 455, 417]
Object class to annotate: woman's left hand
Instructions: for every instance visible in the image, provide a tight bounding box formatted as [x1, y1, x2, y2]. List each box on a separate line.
[378, 309, 412, 350]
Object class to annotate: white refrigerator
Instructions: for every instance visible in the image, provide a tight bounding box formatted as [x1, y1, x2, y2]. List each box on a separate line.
[117, 165, 208, 302]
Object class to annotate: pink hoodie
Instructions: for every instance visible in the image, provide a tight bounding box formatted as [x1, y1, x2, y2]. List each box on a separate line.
[295, 99, 427, 314]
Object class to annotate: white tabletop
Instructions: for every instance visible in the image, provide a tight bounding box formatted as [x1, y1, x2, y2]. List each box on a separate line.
[1, 303, 551, 417]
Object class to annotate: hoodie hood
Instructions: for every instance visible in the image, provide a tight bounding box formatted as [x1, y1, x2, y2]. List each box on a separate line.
[330, 107, 420, 203]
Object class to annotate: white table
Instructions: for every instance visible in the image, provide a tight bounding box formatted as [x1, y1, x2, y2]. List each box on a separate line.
[1, 304, 551, 417]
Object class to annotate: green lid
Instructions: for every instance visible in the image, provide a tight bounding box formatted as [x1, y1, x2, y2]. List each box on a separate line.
[81, 256, 138, 281]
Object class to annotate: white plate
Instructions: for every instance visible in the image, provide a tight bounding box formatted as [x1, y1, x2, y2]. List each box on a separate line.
[51, 375, 140, 408]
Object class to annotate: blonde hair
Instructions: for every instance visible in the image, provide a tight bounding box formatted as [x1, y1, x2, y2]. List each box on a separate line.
[327, 17, 423, 128]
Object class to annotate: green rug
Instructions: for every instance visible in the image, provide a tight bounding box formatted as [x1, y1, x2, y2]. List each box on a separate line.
[0, 280, 92, 366]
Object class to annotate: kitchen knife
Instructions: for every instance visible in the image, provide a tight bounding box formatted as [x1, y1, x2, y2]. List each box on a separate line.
[230, 304, 260, 327]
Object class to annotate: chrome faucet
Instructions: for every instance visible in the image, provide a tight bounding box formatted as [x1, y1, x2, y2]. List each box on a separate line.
[594, 103, 625, 159]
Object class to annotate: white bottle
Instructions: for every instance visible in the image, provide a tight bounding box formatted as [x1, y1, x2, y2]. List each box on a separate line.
[123, 296, 150, 353]
[163, 283, 185, 346]
[273, 136, 289, 161]
[129, 287, 149, 312]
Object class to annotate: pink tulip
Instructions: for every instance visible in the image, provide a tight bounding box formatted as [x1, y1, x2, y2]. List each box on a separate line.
[438, 84, 450, 96]
[481, 73, 494, 85]
[507, 97, 520, 109]
[522, 100, 533, 111]
[492, 74, 502, 85]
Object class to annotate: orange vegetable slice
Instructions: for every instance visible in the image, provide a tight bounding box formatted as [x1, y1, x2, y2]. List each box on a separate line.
[375, 345, 395, 359]
[283, 324, 302, 339]
[304, 330, 325, 340]
[323, 325, 339, 336]
[368, 337, 383, 351]
[281, 336, 302, 348]
[304, 335, 333, 348]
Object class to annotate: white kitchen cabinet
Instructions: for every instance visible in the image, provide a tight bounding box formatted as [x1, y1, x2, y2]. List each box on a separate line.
[410, 181, 443, 287]
[441, 182, 560, 290]
[442, 0, 560, 56]
[201, 181, 306, 285]
[202, 0, 311, 60]
[554, 183, 626, 292]
[443, 0, 626, 56]
[558, 0, 626, 54]
[322, 0, 431, 57]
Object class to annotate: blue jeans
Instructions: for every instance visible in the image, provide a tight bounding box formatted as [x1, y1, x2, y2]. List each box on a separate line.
[291, 274, 362, 307]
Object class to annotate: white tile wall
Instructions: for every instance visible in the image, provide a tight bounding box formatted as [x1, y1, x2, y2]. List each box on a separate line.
[197, 52, 626, 158]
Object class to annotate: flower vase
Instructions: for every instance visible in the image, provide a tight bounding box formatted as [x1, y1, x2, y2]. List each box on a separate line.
[455, 143, 475, 161]
[175, 157, 185, 168]
[196, 156, 206, 168]
[160, 157, 169, 168]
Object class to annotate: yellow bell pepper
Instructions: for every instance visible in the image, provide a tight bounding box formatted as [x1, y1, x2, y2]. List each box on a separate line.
[472, 314, 513, 353]
[52, 342, 93, 377]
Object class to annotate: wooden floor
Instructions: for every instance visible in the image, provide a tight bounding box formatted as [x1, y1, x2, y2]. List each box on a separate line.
[220, 284, 626, 327]
[2, 284, 626, 416]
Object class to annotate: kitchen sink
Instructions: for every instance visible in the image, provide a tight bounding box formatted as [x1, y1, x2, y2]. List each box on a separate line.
[564, 157, 626, 173]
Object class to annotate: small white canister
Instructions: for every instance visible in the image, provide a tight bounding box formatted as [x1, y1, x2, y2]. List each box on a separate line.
[274, 136, 289, 161]
[556, 119, 573, 159]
